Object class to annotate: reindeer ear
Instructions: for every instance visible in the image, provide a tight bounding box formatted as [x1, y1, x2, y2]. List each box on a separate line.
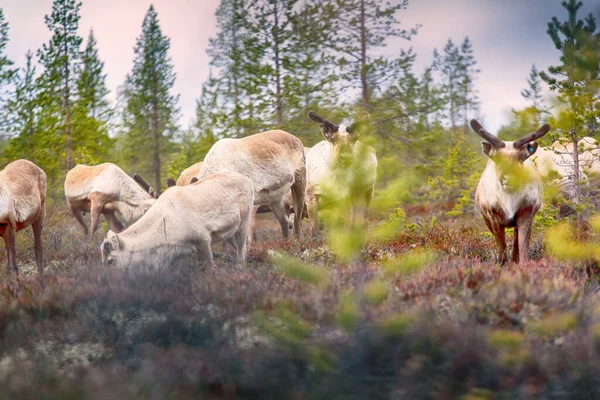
[107, 230, 121, 250]
[190, 177, 199, 184]
[526, 142, 538, 156]
[481, 142, 493, 156]
[320, 123, 338, 142]
[166, 178, 176, 188]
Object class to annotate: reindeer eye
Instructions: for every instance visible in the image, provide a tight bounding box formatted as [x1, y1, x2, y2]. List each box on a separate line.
[527, 144, 534, 153]
[107, 258, 114, 265]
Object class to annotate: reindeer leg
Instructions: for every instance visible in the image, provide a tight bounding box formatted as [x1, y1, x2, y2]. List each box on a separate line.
[89, 193, 106, 236]
[512, 227, 519, 264]
[248, 205, 259, 245]
[197, 239, 216, 272]
[290, 182, 305, 241]
[3, 227, 17, 275]
[32, 214, 44, 275]
[270, 200, 290, 240]
[69, 203, 89, 235]
[105, 211, 125, 233]
[516, 214, 534, 264]
[307, 187, 319, 238]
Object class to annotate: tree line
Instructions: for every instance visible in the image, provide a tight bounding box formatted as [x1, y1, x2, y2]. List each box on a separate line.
[0, 0, 597, 214]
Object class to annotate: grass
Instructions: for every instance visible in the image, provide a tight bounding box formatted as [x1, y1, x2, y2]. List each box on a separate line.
[0, 206, 599, 398]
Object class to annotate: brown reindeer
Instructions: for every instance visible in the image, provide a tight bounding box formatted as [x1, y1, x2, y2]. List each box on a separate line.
[65, 163, 156, 236]
[470, 119, 550, 264]
[0, 160, 47, 275]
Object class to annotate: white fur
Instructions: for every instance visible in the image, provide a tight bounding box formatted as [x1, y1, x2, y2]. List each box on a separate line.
[101, 171, 254, 269]
[477, 158, 542, 223]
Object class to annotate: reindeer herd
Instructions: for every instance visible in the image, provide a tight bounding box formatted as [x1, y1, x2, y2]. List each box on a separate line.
[0, 110, 582, 277]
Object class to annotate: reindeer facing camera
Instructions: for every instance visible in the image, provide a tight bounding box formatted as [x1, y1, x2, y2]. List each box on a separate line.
[470, 119, 550, 264]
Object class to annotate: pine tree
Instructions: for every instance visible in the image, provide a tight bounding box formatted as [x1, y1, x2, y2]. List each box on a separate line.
[37, 0, 83, 172]
[459, 37, 480, 131]
[0, 8, 17, 137]
[207, 0, 257, 136]
[521, 64, 545, 109]
[331, 0, 418, 114]
[248, 0, 299, 127]
[120, 5, 180, 194]
[539, 0, 600, 203]
[71, 29, 113, 165]
[5, 51, 39, 161]
[433, 39, 464, 134]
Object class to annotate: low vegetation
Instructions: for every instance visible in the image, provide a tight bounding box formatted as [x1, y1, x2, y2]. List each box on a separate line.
[0, 207, 598, 399]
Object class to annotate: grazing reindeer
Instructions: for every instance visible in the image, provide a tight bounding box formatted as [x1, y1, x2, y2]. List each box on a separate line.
[165, 161, 203, 188]
[197, 130, 306, 243]
[65, 163, 156, 235]
[101, 171, 254, 270]
[471, 119, 550, 264]
[0, 160, 47, 275]
[306, 111, 377, 236]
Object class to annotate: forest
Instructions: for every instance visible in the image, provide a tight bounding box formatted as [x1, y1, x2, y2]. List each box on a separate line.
[0, 0, 599, 398]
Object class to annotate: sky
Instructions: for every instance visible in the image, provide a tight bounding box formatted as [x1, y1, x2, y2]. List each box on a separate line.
[2, 0, 600, 134]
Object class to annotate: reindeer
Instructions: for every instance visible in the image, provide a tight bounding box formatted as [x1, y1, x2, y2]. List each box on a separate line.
[65, 163, 157, 236]
[196, 130, 306, 243]
[165, 161, 203, 188]
[0, 160, 47, 275]
[101, 171, 254, 270]
[470, 119, 550, 264]
[306, 112, 377, 236]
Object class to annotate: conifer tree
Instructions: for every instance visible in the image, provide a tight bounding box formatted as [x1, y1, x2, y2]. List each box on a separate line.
[0, 8, 17, 137]
[539, 0, 600, 202]
[71, 29, 113, 164]
[6, 51, 39, 161]
[433, 39, 466, 134]
[37, 0, 83, 173]
[331, 0, 418, 114]
[459, 37, 480, 131]
[207, 0, 257, 136]
[120, 5, 180, 194]
[521, 64, 545, 109]
[248, 0, 299, 127]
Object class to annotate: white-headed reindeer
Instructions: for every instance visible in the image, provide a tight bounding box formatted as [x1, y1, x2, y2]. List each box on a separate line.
[0, 160, 47, 275]
[306, 112, 377, 236]
[471, 119, 550, 264]
[65, 163, 157, 236]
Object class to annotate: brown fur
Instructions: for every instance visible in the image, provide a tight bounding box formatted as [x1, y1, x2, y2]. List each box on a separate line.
[0, 160, 47, 275]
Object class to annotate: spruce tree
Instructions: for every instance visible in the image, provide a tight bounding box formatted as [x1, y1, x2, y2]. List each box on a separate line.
[72, 29, 113, 164]
[459, 37, 480, 131]
[248, 0, 299, 127]
[120, 5, 180, 194]
[37, 0, 83, 172]
[0, 8, 17, 137]
[5, 51, 39, 161]
[521, 64, 545, 109]
[539, 0, 600, 202]
[331, 0, 418, 114]
[207, 0, 256, 136]
[433, 39, 464, 134]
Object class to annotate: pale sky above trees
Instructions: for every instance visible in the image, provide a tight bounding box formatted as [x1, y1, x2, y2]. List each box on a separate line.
[3, 0, 599, 133]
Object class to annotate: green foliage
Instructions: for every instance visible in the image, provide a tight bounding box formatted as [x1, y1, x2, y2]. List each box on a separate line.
[119, 5, 180, 194]
[35, 0, 83, 185]
[0, 8, 17, 134]
[269, 250, 329, 286]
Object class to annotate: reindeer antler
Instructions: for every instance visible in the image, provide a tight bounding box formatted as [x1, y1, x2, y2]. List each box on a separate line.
[133, 173, 155, 197]
[308, 111, 339, 133]
[470, 119, 505, 148]
[513, 124, 551, 148]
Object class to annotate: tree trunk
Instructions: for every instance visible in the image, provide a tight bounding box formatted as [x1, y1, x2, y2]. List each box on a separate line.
[64, 43, 72, 171]
[152, 73, 161, 194]
[571, 131, 581, 204]
[359, 0, 369, 113]
[273, 0, 283, 127]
